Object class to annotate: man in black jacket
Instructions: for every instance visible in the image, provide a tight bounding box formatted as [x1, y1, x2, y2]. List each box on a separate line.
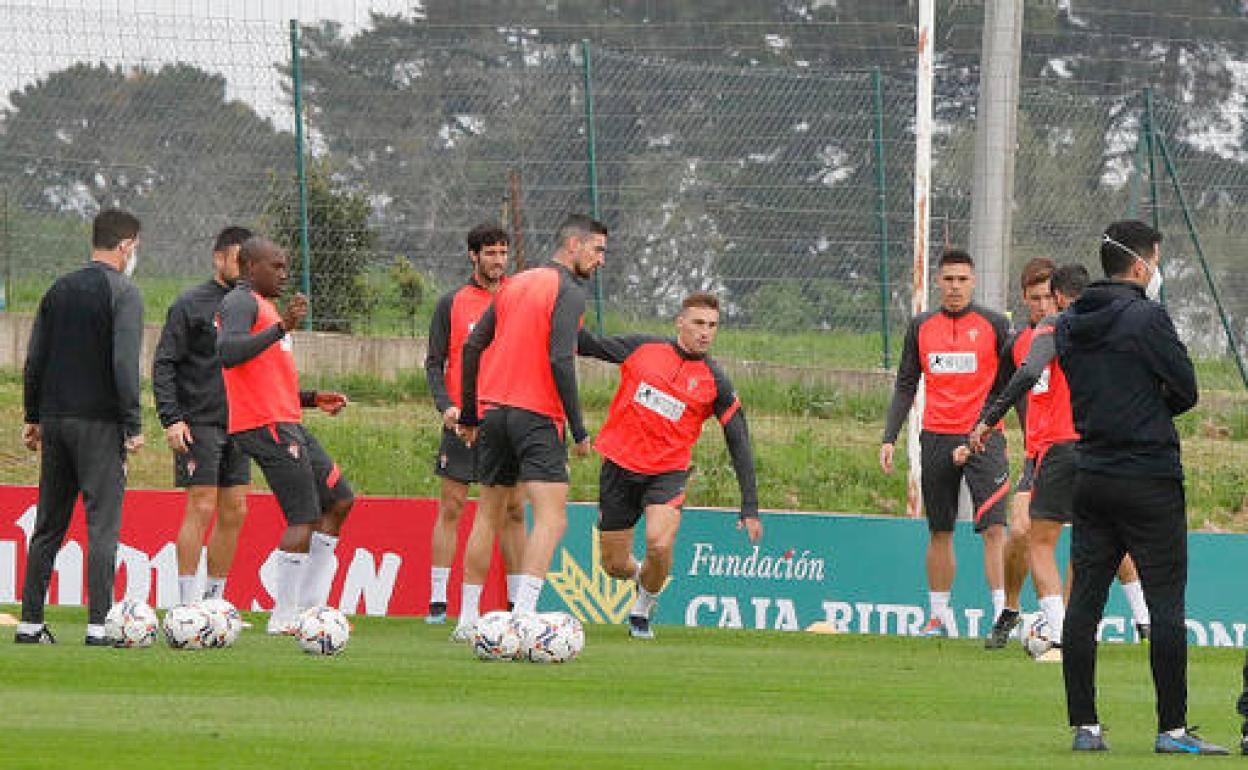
[1055, 220, 1224, 755]
[17, 208, 144, 646]
[153, 226, 252, 606]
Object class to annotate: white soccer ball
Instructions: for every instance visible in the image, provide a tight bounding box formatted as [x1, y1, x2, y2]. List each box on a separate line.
[471, 611, 521, 661]
[296, 606, 351, 656]
[104, 598, 158, 648]
[198, 599, 243, 648]
[163, 604, 213, 650]
[540, 611, 585, 661]
[1024, 616, 1055, 659]
[509, 612, 552, 662]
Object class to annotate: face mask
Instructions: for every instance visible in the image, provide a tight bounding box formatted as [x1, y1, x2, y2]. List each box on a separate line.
[124, 248, 139, 277]
[1144, 260, 1163, 301]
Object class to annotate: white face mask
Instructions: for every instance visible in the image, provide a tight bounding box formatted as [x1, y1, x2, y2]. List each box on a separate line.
[124, 248, 139, 277]
[1138, 256, 1162, 301]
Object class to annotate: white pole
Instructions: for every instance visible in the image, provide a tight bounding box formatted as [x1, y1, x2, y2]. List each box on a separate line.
[907, 0, 934, 519]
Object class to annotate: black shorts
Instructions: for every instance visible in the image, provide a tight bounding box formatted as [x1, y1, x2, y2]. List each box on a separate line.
[477, 406, 568, 487]
[919, 430, 1009, 533]
[598, 458, 688, 532]
[174, 424, 251, 488]
[233, 422, 354, 525]
[434, 426, 477, 484]
[1016, 456, 1036, 494]
[1030, 441, 1076, 523]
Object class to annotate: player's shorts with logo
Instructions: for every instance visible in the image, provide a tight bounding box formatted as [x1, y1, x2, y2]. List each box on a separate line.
[233, 422, 354, 525]
[597, 458, 688, 532]
[919, 429, 1008, 533]
[174, 424, 251, 488]
[477, 406, 568, 486]
[434, 426, 477, 484]
[1029, 441, 1076, 523]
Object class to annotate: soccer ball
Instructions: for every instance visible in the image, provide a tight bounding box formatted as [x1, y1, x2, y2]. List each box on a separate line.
[540, 611, 585, 661]
[198, 599, 243, 648]
[104, 598, 158, 648]
[296, 606, 351, 656]
[163, 604, 213, 650]
[471, 611, 521, 661]
[1024, 616, 1055, 659]
[509, 612, 552, 662]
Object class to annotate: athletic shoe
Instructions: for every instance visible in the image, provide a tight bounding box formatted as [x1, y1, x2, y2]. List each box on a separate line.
[628, 615, 655, 640]
[1239, 722, 1248, 755]
[1154, 728, 1228, 755]
[916, 618, 948, 638]
[265, 615, 299, 636]
[449, 621, 474, 643]
[1072, 727, 1108, 752]
[13, 626, 55, 645]
[984, 608, 1020, 649]
[425, 602, 448, 625]
[84, 635, 113, 647]
[1035, 645, 1063, 663]
[1135, 622, 1151, 642]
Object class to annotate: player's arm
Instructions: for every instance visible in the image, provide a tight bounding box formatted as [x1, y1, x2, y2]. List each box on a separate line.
[709, 362, 761, 542]
[112, 280, 145, 443]
[1139, 305, 1198, 415]
[152, 299, 189, 429]
[458, 304, 496, 430]
[1003, 332, 1028, 432]
[424, 292, 456, 414]
[975, 324, 1055, 436]
[216, 290, 283, 368]
[22, 291, 52, 450]
[880, 316, 922, 472]
[576, 330, 662, 365]
[299, 389, 348, 415]
[988, 311, 1015, 399]
[550, 282, 589, 445]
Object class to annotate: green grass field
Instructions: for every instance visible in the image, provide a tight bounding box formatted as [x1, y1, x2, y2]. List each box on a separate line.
[2, 605, 1244, 769]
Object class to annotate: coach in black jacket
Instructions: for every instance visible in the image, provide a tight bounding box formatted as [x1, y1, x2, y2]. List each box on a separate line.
[1055, 220, 1222, 755]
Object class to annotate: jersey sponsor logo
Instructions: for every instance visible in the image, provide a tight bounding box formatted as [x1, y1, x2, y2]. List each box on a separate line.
[927, 352, 977, 374]
[633, 381, 686, 421]
[1032, 368, 1051, 395]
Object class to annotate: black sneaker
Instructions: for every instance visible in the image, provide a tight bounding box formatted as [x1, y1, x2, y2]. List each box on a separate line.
[84, 635, 114, 647]
[1135, 622, 1150, 642]
[1240, 722, 1248, 755]
[628, 615, 655, 640]
[424, 602, 447, 625]
[985, 608, 1020, 650]
[14, 626, 55, 645]
[1072, 727, 1108, 752]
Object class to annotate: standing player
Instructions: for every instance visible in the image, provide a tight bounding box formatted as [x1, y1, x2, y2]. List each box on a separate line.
[577, 292, 762, 639]
[453, 214, 605, 638]
[216, 237, 355, 635]
[153, 226, 253, 605]
[971, 264, 1151, 660]
[879, 249, 1011, 637]
[423, 223, 526, 623]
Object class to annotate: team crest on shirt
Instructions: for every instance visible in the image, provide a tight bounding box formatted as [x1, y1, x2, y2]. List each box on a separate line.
[287, 443, 301, 459]
[967, 328, 979, 342]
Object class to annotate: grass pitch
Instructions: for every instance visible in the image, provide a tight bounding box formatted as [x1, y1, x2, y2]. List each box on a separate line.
[2, 606, 1244, 769]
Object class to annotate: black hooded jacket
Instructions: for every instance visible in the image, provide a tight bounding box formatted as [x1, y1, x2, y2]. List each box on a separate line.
[1054, 279, 1196, 480]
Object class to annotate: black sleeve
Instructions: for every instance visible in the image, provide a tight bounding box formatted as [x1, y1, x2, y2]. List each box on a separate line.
[424, 291, 455, 414]
[576, 331, 664, 364]
[217, 290, 285, 368]
[458, 305, 496, 427]
[979, 325, 1056, 428]
[22, 291, 51, 424]
[113, 282, 144, 437]
[152, 299, 189, 428]
[988, 312, 1014, 399]
[1140, 305, 1199, 416]
[550, 280, 589, 443]
[882, 316, 922, 444]
[709, 362, 759, 520]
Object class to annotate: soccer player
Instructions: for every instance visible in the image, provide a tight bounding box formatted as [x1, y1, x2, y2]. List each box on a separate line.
[423, 223, 526, 623]
[216, 237, 356, 635]
[17, 208, 144, 646]
[1055, 221, 1223, 754]
[577, 292, 762, 639]
[452, 213, 605, 638]
[971, 264, 1151, 660]
[153, 226, 253, 605]
[879, 249, 1011, 637]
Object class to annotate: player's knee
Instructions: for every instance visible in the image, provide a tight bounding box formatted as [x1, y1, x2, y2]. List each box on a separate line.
[601, 553, 633, 578]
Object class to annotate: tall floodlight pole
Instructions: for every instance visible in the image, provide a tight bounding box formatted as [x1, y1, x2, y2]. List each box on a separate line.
[907, 0, 934, 518]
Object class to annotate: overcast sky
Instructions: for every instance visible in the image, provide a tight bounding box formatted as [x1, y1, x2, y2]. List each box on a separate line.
[0, 1, 423, 123]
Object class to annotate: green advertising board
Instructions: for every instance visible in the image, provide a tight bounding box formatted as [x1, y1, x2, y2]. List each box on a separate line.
[544, 504, 1248, 646]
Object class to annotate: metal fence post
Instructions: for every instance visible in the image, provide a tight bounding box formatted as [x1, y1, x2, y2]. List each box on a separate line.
[581, 39, 605, 334]
[872, 68, 891, 370]
[290, 19, 312, 329]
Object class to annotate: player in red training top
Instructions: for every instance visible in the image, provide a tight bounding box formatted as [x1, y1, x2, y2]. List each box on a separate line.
[216, 237, 354, 635]
[880, 249, 1012, 638]
[423, 224, 526, 624]
[578, 292, 762, 639]
[452, 214, 605, 638]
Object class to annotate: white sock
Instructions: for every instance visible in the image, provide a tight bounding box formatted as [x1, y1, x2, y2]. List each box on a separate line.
[86, 624, 106, 640]
[300, 532, 339, 609]
[513, 575, 545, 614]
[1080, 724, 1102, 736]
[929, 591, 951, 623]
[17, 622, 43, 635]
[460, 583, 483, 625]
[991, 590, 1006, 622]
[1167, 727, 1187, 738]
[273, 550, 308, 623]
[1120, 580, 1150, 625]
[178, 575, 198, 605]
[203, 577, 226, 601]
[631, 584, 659, 619]
[430, 567, 451, 605]
[1039, 594, 1065, 639]
[506, 573, 523, 605]
[631, 559, 643, 584]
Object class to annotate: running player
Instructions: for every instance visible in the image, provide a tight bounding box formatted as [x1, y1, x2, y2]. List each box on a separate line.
[216, 237, 355, 634]
[879, 249, 1011, 637]
[577, 292, 762, 639]
[153, 226, 253, 605]
[971, 264, 1151, 659]
[423, 223, 526, 623]
[452, 213, 605, 639]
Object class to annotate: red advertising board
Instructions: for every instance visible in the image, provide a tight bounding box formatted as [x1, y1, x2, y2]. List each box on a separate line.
[0, 486, 507, 615]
